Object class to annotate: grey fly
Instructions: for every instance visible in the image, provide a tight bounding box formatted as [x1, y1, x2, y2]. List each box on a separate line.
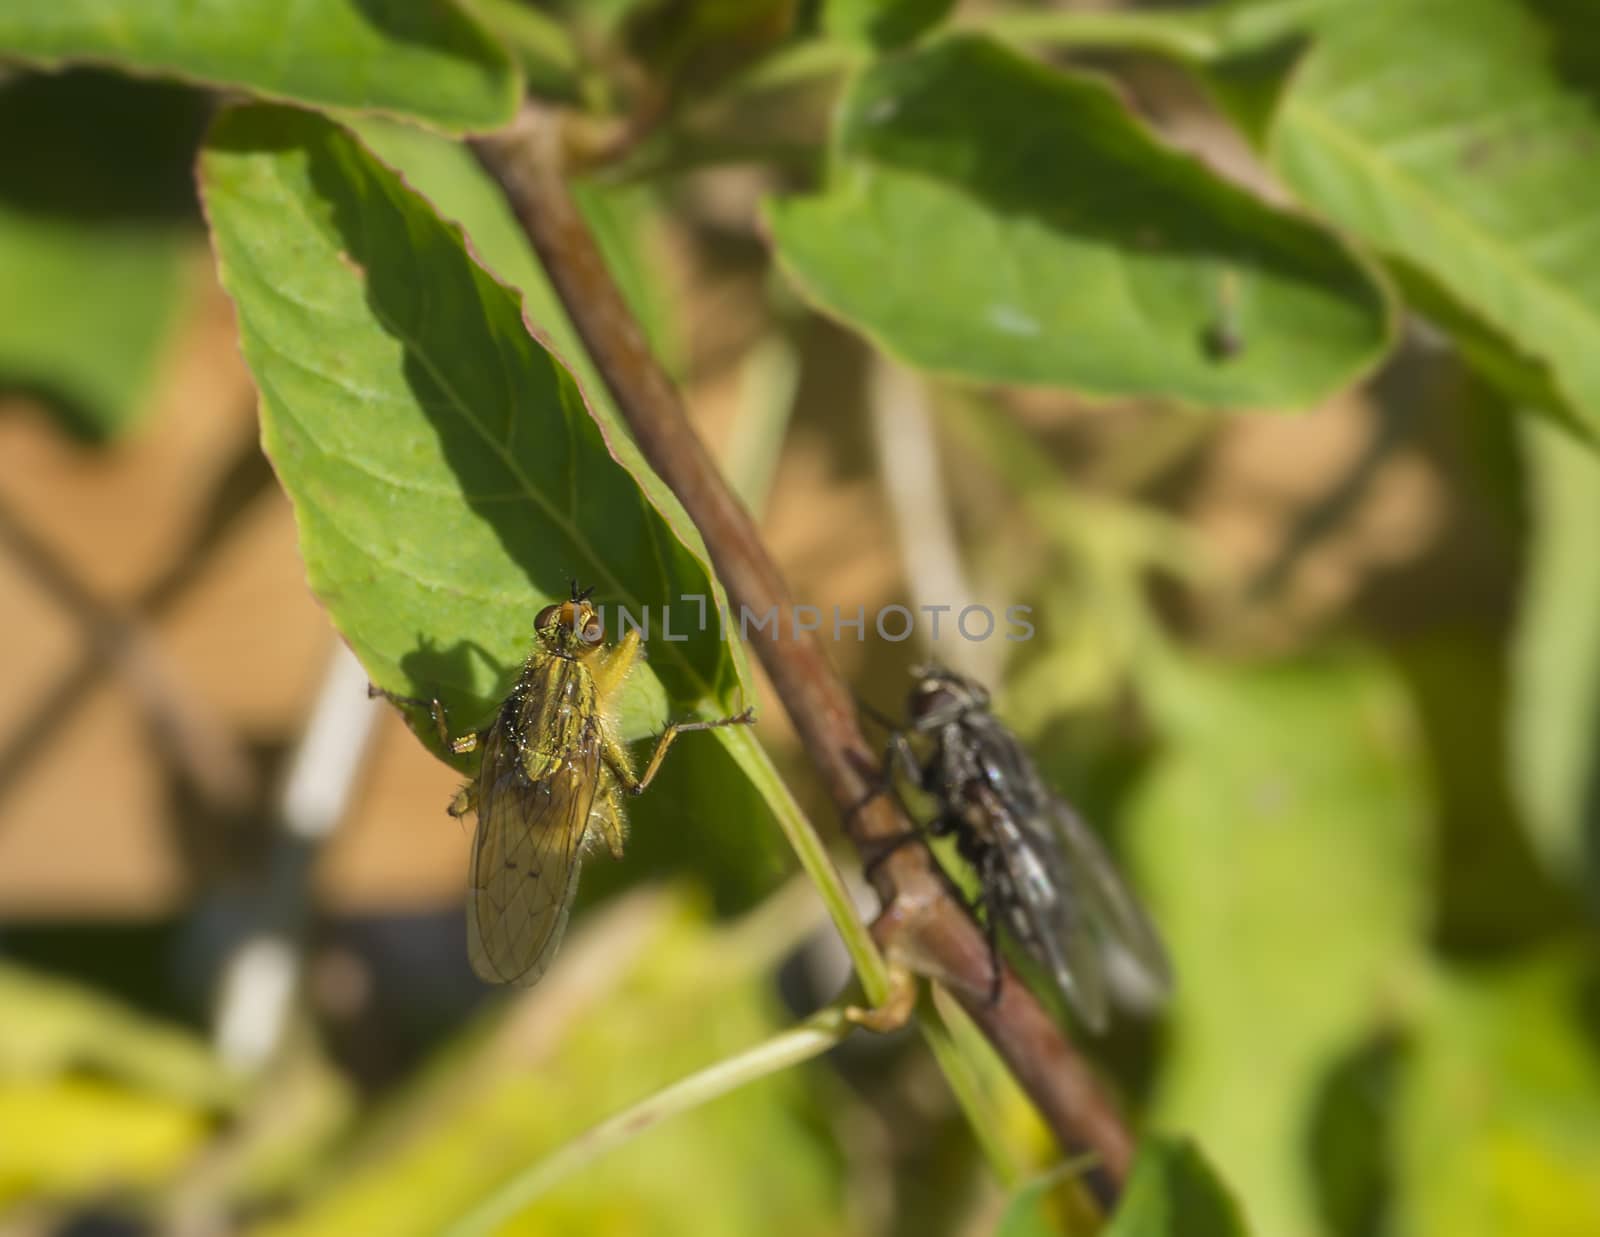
[870, 664, 1171, 1032]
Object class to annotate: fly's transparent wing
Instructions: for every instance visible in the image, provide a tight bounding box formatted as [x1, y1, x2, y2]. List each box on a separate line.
[990, 808, 1111, 1033]
[1046, 798, 1172, 1009]
[465, 723, 600, 987]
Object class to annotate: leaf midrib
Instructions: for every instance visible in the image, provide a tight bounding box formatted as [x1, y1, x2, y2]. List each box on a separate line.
[1281, 95, 1600, 405]
[368, 271, 723, 707]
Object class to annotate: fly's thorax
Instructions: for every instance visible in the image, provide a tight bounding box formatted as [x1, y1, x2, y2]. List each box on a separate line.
[926, 719, 987, 794]
[956, 711, 1044, 813]
[511, 651, 602, 783]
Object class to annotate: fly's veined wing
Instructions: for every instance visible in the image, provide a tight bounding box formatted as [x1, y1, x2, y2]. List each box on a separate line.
[465, 724, 600, 987]
[1046, 797, 1172, 1009]
[966, 719, 1112, 1028]
[989, 805, 1111, 1034]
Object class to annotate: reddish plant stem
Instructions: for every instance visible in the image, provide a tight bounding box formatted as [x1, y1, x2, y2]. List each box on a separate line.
[470, 105, 1134, 1198]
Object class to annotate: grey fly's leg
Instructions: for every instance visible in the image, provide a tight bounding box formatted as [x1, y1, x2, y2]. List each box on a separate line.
[975, 845, 1008, 1005]
[850, 727, 926, 817]
[855, 728, 941, 880]
[846, 729, 908, 818]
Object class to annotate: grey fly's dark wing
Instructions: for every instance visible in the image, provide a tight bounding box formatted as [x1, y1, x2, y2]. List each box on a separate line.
[465, 720, 600, 987]
[987, 801, 1111, 1033]
[1046, 797, 1172, 1009]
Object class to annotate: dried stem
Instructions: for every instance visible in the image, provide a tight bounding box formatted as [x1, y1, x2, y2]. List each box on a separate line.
[471, 105, 1134, 1201]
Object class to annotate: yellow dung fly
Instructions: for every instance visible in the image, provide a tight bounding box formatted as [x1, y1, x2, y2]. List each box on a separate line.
[376, 583, 753, 987]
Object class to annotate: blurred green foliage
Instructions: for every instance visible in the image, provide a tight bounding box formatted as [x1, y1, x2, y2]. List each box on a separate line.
[1130, 655, 1430, 1237]
[0, 965, 234, 1202]
[0, 71, 204, 438]
[257, 892, 850, 1237]
[3, 1, 1600, 1235]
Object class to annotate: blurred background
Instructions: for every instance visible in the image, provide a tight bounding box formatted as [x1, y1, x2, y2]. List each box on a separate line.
[3, 1, 1600, 1235]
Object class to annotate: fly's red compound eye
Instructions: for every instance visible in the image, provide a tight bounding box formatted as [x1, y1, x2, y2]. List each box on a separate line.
[535, 602, 562, 630]
[580, 612, 604, 645]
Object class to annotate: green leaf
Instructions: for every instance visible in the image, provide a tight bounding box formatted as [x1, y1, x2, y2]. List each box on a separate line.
[1395, 635, 1582, 952]
[0, 0, 519, 133]
[0, 71, 204, 439]
[1509, 419, 1600, 890]
[1393, 951, 1600, 1237]
[924, 986, 1056, 1189]
[1200, 34, 1310, 150]
[198, 105, 746, 754]
[0, 1077, 210, 1202]
[991, 1167, 1079, 1237]
[825, 0, 955, 49]
[1269, 0, 1600, 435]
[0, 963, 235, 1203]
[1103, 1137, 1251, 1237]
[347, 118, 684, 413]
[1128, 653, 1430, 1237]
[1393, 259, 1578, 433]
[0, 963, 236, 1108]
[766, 35, 1394, 411]
[1304, 1032, 1403, 1237]
[578, 726, 791, 913]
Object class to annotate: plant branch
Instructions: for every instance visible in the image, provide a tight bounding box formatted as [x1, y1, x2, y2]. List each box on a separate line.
[471, 105, 1135, 1203]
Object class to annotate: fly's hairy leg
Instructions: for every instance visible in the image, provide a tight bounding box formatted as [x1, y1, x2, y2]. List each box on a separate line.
[588, 625, 756, 794]
[608, 706, 757, 795]
[590, 626, 643, 702]
[368, 684, 479, 755]
[591, 778, 627, 860]
[370, 684, 482, 822]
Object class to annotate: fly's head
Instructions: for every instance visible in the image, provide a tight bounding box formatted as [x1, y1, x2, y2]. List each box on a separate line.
[534, 582, 606, 662]
[906, 663, 991, 731]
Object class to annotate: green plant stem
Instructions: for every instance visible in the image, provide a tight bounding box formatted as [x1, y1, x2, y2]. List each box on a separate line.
[920, 995, 1025, 1186]
[722, 726, 890, 1004]
[443, 1007, 856, 1237]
